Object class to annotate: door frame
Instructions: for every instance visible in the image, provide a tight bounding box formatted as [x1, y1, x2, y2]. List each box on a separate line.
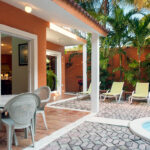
[0, 24, 38, 95]
[46, 49, 62, 95]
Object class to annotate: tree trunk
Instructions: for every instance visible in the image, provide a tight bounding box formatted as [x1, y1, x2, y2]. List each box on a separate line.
[138, 54, 141, 80]
[104, 0, 109, 15]
[120, 54, 123, 81]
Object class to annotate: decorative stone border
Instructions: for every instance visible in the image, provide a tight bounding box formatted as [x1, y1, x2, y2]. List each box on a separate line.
[130, 117, 150, 142]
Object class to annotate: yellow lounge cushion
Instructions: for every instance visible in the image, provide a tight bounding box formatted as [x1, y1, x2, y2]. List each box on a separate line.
[103, 92, 120, 96]
[132, 93, 148, 98]
[133, 83, 149, 98]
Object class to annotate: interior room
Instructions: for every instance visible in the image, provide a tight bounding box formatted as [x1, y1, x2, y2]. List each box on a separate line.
[1, 33, 29, 95]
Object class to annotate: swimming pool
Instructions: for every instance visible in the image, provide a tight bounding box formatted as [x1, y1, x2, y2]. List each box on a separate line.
[130, 117, 150, 141]
[143, 121, 150, 132]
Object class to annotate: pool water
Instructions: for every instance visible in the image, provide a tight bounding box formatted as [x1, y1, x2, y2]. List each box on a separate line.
[143, 122, 150, 132]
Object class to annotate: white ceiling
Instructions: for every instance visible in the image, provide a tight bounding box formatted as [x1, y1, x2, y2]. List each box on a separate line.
[1, 0, 101, 34]
[46, 28, 85, 46]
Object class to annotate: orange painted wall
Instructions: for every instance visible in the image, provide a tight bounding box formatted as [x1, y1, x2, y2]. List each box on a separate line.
[46, 41, 65, 94]
[65, 51, 83, 92]
[109, 47, 150, 81]
[65, 47, 150, 92]
[0, 1, 49, 87]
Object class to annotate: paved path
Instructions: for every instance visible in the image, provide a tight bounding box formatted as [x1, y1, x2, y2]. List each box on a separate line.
[42, 122, 150, 150]
[41, 100, 150, 150]
[52, 100, 150, 120]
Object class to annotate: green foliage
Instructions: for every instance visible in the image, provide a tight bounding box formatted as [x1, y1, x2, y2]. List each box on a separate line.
[100, 51, 113, 90]
[104, 6, 137, 80]
[128, 14, 150, 79]
[141, 53, 150, 82]
[68, 52, 82, 64]
[47, 70, 57, 91]
[74, 3, 150, 89]
[124, 59, 139, 87]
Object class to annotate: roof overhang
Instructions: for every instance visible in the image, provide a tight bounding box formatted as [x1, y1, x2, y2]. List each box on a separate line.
[47, 23, 86, 46]
[1, 0, 108, 37]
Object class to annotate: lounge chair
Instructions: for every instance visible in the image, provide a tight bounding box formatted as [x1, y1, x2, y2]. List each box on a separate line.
[100, 82, 124, 102]
[77, 82, 100, 100]
[128, 82, 149, 104]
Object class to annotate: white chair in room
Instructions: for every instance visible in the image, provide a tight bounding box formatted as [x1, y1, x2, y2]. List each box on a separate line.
[34, 86, 51, 130]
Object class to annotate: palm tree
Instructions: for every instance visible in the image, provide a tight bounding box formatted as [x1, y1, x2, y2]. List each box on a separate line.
[128, 14, 150, 79]
[123, 0, 150, 10]
[105, 6, 137, 80]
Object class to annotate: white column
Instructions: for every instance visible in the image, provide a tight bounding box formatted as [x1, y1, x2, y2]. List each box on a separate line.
[83, 44, 87, 92]
[91, 33, 99, 113]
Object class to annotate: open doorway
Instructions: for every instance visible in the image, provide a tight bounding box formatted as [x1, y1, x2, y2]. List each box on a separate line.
[46, 55, 57, 91]
[1, 33, 29, 95]
[46, 50, 62, 94]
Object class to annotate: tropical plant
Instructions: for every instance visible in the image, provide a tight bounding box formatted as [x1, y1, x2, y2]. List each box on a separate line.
[105, 6, 137, 80]
[46, 58, 57, 90]
[128, 14, 150, 79]
[123, 0, 150, 10]
[99, 36, 114, 89]
[141, 53, 150, 83]
[47, 70, 57, 91]
[124, 58, 139, 87]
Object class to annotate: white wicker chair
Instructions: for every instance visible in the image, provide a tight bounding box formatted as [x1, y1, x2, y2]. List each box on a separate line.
[1, 93, 39, 150]
[34, 86, 51, 130]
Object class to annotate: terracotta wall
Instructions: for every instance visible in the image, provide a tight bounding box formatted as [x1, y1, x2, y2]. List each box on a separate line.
[0, 1, 49, 87]
[47, 41, 65, 94]
[109, 47, 150, 81]
[65, 47, 150, 92]
[65, 51, 83, 92]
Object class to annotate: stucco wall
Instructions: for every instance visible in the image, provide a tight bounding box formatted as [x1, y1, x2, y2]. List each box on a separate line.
[0, 1, 49, 87]
[109, 47, 150, 81]
[65, 51, 83, 92]
[65, 47, 150, 92]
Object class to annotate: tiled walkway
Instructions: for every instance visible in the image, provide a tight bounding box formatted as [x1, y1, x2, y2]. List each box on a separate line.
[52, 99, 150, 120]
[42, 121, 150, 150]
[1, 96, 150, 150]
[50, 94, 75, 103]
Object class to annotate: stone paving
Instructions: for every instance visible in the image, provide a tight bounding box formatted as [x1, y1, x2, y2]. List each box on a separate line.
[42, 121, 150, 150]
[52, 99, 150, 121]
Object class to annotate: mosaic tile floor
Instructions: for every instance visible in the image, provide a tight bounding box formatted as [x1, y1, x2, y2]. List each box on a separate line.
[42, 121, 150, 150]
[52, 99, 150, 120]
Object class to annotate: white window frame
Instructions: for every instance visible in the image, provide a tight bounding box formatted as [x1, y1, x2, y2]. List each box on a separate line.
[0, 24, 38, 96]
[46, 49, 62, 95]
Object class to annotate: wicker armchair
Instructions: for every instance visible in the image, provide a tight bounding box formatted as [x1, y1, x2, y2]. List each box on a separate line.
[1, 93, 39, 150]
[34, 86, 51, 129]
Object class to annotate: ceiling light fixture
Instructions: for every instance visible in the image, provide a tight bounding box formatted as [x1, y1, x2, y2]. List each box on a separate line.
[1, 43, 4, 47]
[25, 6, 32, 13]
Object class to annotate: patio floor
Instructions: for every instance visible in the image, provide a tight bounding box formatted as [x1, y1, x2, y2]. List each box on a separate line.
[1, 96, 150, 150]
[42, 121, 150, 150]
[40, 98, 150, 150]
[50, 93, 75, 103]
[52, 99, 150, 120]
[0, 107, 89, 150]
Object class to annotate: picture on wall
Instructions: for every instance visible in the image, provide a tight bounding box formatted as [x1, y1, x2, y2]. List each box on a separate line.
[18, 43, 28, 66]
